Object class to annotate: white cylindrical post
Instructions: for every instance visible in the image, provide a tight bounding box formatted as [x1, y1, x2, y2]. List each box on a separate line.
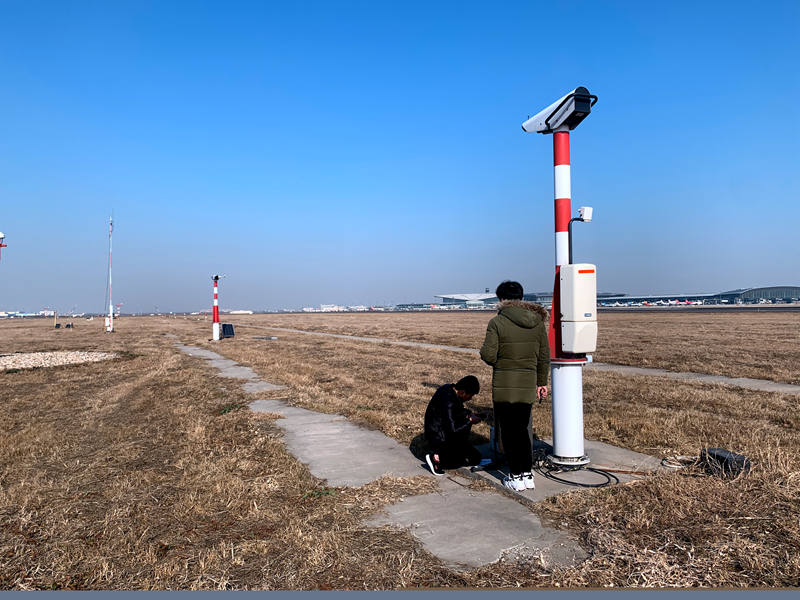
[551, 362, 585, 459]
[549, 128, 589, 466]
[212, 278, 220, 341]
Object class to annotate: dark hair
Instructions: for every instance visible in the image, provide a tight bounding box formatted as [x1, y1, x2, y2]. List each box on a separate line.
[495, 280, 523, 301]
[455, 375, 480, 395]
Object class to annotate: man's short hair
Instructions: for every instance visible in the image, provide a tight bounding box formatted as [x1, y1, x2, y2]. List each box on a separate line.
[455, 375, 480, 395]
[496, 280, 523, 301]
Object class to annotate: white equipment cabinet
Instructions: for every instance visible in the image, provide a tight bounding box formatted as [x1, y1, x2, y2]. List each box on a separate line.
[559, 264, 598, 353]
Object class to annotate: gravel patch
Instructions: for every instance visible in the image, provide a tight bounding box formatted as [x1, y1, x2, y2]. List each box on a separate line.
[0, 351, 118, 370]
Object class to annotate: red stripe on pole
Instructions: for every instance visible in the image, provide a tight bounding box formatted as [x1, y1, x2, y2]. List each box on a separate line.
[213, 281, 219, 322]
[549, 267, 561, 359]
[553, 131, 570, 166]
[555, 197, 571, 232]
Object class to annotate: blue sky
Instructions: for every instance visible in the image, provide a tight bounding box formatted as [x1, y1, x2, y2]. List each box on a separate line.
[1, 1, 798, 312]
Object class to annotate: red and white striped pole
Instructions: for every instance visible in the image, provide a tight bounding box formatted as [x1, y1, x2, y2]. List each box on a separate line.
[550, 129, 571, 354]
[212, 275, 220, 341]
[523, 86, 596, 467]
[549, 127, 589, 466]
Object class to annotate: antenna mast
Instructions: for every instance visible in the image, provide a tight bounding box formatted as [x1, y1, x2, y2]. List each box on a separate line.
[105, 216, 114, 332]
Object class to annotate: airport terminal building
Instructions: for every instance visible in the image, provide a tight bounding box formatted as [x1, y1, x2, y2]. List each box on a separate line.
[419, 286, 800, 310]
[598, 286, 800, 306]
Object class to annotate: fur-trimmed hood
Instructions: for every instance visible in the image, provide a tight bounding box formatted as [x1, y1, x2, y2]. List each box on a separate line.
[497, 300, 549, 328]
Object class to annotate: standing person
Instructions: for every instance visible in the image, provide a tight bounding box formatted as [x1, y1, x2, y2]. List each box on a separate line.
[480, 281, 550, 491]
[423, 375, 484, 475]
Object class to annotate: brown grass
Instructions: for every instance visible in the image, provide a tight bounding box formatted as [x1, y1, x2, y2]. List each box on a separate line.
[0, 319, 444, 589]
[1, 315, 798, 589]
[226, 310, 800, 384]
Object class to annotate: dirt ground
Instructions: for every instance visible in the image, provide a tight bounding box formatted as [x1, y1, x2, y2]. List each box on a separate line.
[225, 310, 800, 384]
[1, 315, 798, 589]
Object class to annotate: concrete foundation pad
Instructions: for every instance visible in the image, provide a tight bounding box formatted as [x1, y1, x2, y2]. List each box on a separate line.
[465, 438, 666, 503]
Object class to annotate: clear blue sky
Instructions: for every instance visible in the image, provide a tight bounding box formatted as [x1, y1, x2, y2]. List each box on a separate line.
[1, 1, 798, 312]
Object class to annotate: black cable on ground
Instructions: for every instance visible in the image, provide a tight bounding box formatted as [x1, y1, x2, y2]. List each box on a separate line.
[531, 450, 619, 489]
[534, 465, 619, 488]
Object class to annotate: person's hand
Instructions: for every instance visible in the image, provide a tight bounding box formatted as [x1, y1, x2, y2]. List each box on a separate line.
[469, 412, 484, 424]
[537, 386, 549, 402]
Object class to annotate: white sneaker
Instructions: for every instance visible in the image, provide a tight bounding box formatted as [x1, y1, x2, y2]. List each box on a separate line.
[503, 474, 526, 492]
[521, 471, 535, 489]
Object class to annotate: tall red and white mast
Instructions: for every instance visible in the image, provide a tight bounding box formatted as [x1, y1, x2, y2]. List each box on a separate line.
[106, 217, 114, 333]
[523, 87, 598, 467]
[212, 275, 221, 341]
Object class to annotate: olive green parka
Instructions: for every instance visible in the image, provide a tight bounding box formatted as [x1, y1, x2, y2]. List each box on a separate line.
[479, 300, 550, 404]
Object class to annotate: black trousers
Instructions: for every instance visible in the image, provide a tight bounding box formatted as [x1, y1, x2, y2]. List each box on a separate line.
[493, 401, 533, 475]
[435, 440, 482, 470]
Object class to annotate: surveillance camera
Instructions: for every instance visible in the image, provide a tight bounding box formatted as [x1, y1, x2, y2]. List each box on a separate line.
[0, 232, 4, 242]
[578, 206, 593, 222]
[522, 86, 597, 134]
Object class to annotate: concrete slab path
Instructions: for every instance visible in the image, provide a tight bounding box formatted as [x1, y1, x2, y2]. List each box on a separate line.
[175, 342, 587, 569]
[236, 324, 800, 395]
[176, 343, 285, 393]
[365, 475, 587, 569]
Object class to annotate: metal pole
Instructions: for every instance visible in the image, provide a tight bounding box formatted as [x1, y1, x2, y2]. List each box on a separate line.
[212, 277, 220, 341]
[107, 217, 114, 333]
[549, 128, 589, 466]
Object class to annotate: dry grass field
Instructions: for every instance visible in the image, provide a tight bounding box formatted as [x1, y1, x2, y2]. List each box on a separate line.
[1, 314, 799, 589]
[227, 310, 800, 384]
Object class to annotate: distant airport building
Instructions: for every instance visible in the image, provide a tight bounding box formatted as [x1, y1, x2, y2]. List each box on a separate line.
[434, 291, 623, 307]
[599, 286, 800, 306]
[434, 293, 497, 307]
[428, 286, 799, 310]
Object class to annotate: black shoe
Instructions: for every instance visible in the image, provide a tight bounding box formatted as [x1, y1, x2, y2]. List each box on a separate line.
[425, 453, 445, 476]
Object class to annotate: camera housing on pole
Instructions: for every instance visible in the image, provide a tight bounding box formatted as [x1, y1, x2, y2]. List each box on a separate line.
[0, 232, 6, 261]
[522, 87, 597, 134]
[522, 86, 598, 468]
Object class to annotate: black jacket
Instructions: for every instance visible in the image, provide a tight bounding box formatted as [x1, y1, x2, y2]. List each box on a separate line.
[424, 384, 472, 448]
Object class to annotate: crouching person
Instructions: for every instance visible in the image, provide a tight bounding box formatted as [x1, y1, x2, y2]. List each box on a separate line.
[423, 375, 484, 476]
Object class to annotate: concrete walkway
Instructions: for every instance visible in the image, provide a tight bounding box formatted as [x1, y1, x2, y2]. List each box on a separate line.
[175, 342, 587, 569]
[236, 324, 800, 395]
[175, 343, 285, 393]
[588, 362, 800, 394]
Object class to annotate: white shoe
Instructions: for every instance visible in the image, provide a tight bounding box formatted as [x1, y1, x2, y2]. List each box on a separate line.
[503, 474, 526, 492]
[521, 471, 535, 489]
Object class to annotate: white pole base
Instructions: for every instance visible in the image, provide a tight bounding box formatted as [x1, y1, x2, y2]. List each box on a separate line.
[212, 322, 220, 341]
[550, 359, 589, 465]
[547, 454, 590, 468]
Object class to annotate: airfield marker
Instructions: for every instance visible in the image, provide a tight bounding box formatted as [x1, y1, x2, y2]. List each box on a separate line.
[212, 275, 221, 341]
[105, 217, 114, 333]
